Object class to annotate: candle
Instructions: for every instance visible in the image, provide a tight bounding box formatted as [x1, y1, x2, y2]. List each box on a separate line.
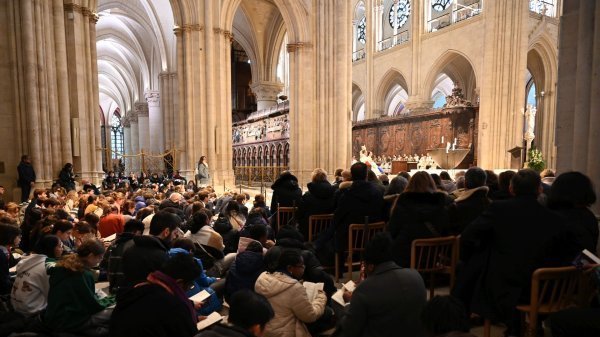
[454, 137, 457, 145]
[441, 136, 444, 144]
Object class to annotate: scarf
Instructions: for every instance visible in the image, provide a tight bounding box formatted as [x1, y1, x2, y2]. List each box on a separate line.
[144, 270, 197, 323]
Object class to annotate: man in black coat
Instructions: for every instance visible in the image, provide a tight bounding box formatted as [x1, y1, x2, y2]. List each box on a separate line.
[447, 167, 491, 235]
[269, 171, 302, 216]
[17, 155, 36, 203]
[296, 169, 336, 240]
[122, 211, 181, 287]
[340, 233, 426, 337]
[457, 169, 579, 336]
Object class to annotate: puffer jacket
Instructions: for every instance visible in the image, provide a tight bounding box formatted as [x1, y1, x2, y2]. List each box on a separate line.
[254, 271, 326, 337]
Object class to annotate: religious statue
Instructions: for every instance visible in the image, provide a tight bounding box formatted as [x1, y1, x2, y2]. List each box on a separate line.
[523, 104, 537, 148]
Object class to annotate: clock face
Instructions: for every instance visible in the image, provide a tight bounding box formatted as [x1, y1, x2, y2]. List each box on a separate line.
[432, 0, 451, 12]
[389, 0, 411, 29]
[357, 16, 366, 44]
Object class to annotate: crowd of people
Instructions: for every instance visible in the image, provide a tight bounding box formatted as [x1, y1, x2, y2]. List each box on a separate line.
[0, 156, 597, 337]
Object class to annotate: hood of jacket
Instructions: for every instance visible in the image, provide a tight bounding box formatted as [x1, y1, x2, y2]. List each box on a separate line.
[345, 180, 382, 202]
[453, 186, 489, 202]
[15, 254, 47, 274]
[254, 271, 297, 298]
[306, 181, 336, 199]
[235, 251, 265, 274]
[271, 175, 299, 190]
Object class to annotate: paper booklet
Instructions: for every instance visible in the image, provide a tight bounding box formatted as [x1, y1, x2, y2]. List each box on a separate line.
[197, 311, 223, 331]
[573, 249, 600, 267]
[102, 233, 117, 242]
[189, 289, 211, 303]
[303, 281, 324, 302]
[332, 280, 357, 307]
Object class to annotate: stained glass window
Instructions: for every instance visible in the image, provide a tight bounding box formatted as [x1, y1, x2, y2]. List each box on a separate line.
[432, 0, 451, 12]
[110, 114, 123, 158]
[357, 16, 366, 44]
[388, 0, 411, 29]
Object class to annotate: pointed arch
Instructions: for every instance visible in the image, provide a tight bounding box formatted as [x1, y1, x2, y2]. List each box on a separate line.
[375, 68, 410, 116]
[423, 50, 479, 102]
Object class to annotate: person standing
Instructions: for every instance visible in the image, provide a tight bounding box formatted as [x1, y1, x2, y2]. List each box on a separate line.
[197, 156, 210, 186]
[17, 155, 36, 203]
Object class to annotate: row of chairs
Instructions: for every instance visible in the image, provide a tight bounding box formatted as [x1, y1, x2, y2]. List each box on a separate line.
[277, 208, 598, 337]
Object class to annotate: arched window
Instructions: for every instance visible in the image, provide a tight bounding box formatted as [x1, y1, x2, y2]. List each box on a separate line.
[110, 113, 124, 159]
[353, 1, 366, 62]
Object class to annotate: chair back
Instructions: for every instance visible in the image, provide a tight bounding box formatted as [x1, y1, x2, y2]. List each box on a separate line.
[308, 214, 334, 242]
[410, 236, 458, 273]
[530, 266, 581, 314]
[348, 222, 386, 256]
[276, 205, 296, 231]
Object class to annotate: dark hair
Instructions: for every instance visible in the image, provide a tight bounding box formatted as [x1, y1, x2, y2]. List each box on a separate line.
[55, 209, 70, 220]
[431, 174, 442, 188]
[510, 169, 541, 196]
[386, 176, 408, 195]
[440, 171, 451, 181]
[77, 239, 105, 257]
[421, 295, 470, 336]
[224, 200, 241, 216]
[246, 241, 264, 253]
[74, 221, 95, 235]
[276, 249, 303, 270]
[33, 235, 61, 258]
[364, 232, 393, 265]
[498, 170, 516, 192]
[52, 220, 74, 234]
[228, 290, 274, 330]
[248, 224, 268, 241]
[149, 210, 180, 236]
[190, 210, 209, 234]
[0, 223, 21, 246]
[398, 171, 411, 181]
[334, 168, 344, 177]
[485, 170, 499, 190]
[124, 219, 145, 233]
[160, 253, 201, 282]
[350, 162, 368, 181]
[547, 172, 596, 209]
[172, 238, 195, 252]
[465, 167, 487, 189]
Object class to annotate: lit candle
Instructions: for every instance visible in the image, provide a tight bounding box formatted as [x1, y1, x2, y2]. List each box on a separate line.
[441, 136, 444, 144]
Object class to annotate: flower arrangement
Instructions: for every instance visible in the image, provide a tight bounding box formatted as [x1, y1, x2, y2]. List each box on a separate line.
[524, 147, 545, 172]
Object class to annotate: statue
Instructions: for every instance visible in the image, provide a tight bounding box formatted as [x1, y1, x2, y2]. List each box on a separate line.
[523, 104, 537, 148]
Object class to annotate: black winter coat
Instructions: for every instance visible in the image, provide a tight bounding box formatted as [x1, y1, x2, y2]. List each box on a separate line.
[17, 161, 36, 185]
[388, 192, 449, 267]
[297, 181, 336, 239]
[447, 186, 491, 235]
[110, 284, 197, 337]
[224, 250, 264, 303]
[270, 176, 302, 215]
[121, 235, 169, 287]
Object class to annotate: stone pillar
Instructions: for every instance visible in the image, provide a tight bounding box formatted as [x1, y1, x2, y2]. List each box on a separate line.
[250, 82, 283, 111]
[122, 117, 132, 173]
[555, 0, 600, 214]
[405, 0, 432, 112]
[129, 111, 139, 173]
[364, 0, 377, 118]
[135, 102, 149, 153]
[477, 0, 529, 169]
[145, 91, 163, 154]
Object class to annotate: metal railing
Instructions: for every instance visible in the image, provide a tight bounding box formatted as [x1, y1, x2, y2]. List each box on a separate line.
[352, 49, 366, 62]
[234, 166, 289, 186]
[428, 0, 482, 33]
[529, 0, 556, 18]
[377, 30, 410, 52]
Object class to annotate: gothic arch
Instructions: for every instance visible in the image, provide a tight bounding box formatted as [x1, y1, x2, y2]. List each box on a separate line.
[423, 50, 479, 103]
[352, 82, 365, 121]
[375, 69, 410, 116]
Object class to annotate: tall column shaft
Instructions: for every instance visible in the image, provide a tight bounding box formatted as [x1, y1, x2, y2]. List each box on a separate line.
[145, 91, 163, 154]
[129, 112, 139, 173]
[135, 102, 149, 152]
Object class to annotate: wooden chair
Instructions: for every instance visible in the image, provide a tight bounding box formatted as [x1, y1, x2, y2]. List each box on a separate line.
[335, 222, 386, 282]
[308, 214, 334, 243]
[276, 204, 296, 232]
[410, 235, 459, 299]
[483, 266, 590, 337]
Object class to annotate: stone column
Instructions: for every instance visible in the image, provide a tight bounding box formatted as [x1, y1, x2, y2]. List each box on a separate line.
[135, 102, 149, 153]
[364, 0, 376, 118]
[555, 0, 600, 214]
[405, 0, 432, 112]
[122, 117, 132, 173]
[145, 91, 163, 153]
[477, 0, 529, 169]
[250, 82, 283, 111]
[129, 111, 139, 173]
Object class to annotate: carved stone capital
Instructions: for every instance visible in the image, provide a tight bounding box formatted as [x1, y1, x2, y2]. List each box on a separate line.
[134, 102, 149, 117]
[122, 116, 131, 128]
[174, 24, 203, 36]
[128, 111, 138, 123]
[250, 82, 284, 102]
[145, 91, 160, 107]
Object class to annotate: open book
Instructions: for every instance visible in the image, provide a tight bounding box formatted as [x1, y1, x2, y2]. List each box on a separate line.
[197, 311, 223, 331]
[303, 281, 324, 302]
[102, 233, 117, 242]
[189, 289, 211, 303]
[332, 280, 356, 307]
[573, 249, 600, 267]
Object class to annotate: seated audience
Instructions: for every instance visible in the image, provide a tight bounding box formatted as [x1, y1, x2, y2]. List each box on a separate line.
[421, 295, 476, 337]
[387, 171, 449, 267]
[101, 219, 144, 294]
[44, 239, 113, 336]
[340, 232, 426, 337]
[547, 171, 598, 253]
[457, 169, 579, 336]
[11, 235, 62, 317]
[255, 249, 327, 337]
[490, 170, 515, 201]
[122, 210, 180, 287]
[0, 223, 21, 295]
[110, 253, 201, 337]
[224, 241, 265, 303]
[196, 290, 274, 337]
[296, 168, 336, 240]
